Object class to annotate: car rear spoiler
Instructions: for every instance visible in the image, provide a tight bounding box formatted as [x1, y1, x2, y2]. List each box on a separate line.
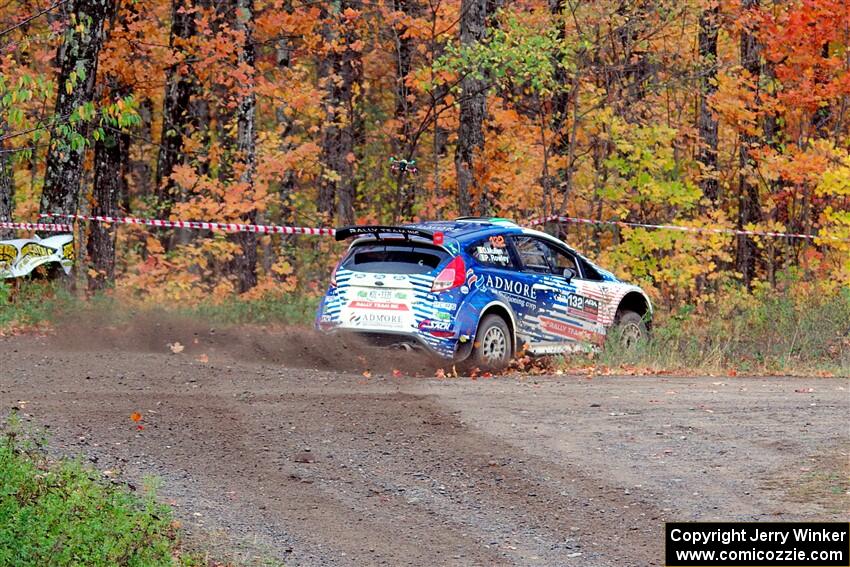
[335, 225, 439, 242]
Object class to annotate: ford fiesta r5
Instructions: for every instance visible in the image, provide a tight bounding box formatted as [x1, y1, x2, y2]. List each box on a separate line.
[315, 218, 652, 371]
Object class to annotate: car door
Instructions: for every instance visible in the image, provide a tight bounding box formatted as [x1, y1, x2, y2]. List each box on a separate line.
[465, 234, 538, 346]
[510, 235, 607, 353]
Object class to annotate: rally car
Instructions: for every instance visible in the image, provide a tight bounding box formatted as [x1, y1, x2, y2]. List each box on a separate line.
[315, 218, 652, 371]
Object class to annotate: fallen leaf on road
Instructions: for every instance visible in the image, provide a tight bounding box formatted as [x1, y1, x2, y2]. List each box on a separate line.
[195, 353, 209, 363]
[130, 412, 142, 422]
[169, 342, 184, 354]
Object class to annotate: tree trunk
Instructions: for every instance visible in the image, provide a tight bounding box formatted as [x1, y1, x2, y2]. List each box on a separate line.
[227, 0, 258, 293]
[128, 97, 154, 203]
[548, 0, 574, 217]
[392, 0, 417, 220]
[454, 0, 488, 216]
[0, 121, 14, 240]
[614, 0, 655, 118]
[812, 43, 833, 137]
[697, 2, 720, 205]
[155, 0, 199, 211]
[736, 0, 762, 286]
[86, 0, 132, 291]
[38, 0, 113, 230]
[318, 0, 362, 225]
[87, 115, 128, 291]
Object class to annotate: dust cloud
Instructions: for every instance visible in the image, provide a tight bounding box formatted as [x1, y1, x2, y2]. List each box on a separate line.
[50, 310, 440, 375]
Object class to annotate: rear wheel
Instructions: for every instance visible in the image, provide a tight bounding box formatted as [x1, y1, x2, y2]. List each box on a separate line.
[469, 315, 512, 371]
[612, 310, 649, 349]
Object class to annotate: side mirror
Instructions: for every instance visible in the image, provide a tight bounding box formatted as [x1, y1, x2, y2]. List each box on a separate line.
[562, 267, 576, 282]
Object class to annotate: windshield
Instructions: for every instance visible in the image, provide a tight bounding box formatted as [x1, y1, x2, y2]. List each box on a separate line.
[341, 243, 449, 275]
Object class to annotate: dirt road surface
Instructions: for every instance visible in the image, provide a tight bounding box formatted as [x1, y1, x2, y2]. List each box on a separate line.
[1, 319, 848, 566]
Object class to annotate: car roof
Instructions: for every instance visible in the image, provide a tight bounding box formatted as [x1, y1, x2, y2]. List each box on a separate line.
[402, 218, 523, 241]
[358, 218, 620, 282]
[403, 218, 572, 248]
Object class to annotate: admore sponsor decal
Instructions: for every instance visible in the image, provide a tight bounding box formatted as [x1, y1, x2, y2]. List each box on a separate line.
[481, 274, 537, 300]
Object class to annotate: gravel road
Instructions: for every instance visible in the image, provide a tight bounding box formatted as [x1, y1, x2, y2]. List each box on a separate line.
[1, 320, 847, 566]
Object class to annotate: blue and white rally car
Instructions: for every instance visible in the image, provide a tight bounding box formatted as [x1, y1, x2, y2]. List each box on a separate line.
[316, 218, 652, 371]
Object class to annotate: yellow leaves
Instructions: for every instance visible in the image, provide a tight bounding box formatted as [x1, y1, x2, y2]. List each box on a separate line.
[712, 71, 760, 136]
[271, 260, 293, 277]
[212, 280, 235, 300]
[817, 148, 850, 198]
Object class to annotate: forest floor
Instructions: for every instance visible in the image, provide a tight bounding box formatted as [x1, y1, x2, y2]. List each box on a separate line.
[1, 317, 848, 566]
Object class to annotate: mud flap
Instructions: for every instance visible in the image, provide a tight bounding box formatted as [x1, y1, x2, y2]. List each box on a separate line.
[453, 336, 474, 362]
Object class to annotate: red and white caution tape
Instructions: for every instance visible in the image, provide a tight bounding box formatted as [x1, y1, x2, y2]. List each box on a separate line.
[39, 213, 335, 236]
[528, 215, 850, 242]
[0, 221, 73, 232]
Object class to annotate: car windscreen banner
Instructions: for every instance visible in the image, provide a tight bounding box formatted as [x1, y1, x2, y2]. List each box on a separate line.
[0, 234, 74, 279]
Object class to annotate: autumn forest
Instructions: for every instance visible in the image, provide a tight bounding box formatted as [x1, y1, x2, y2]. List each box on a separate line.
[1, 0, 849, 309]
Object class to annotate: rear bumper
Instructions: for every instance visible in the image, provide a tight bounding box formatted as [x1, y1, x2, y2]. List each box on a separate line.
[319, 328, 471, 361]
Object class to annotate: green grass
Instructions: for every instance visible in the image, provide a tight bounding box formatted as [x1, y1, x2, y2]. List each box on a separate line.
[596, 284, 850, 376]
[0, 280, 78, 331]
[0, 416, 201, 567]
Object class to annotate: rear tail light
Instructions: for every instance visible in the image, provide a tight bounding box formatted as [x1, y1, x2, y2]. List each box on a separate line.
[431, 256, 466, 292]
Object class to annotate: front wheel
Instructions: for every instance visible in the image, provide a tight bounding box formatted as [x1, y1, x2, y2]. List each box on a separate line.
[469, 314, 512, 372]
[612, 310, 649, 349]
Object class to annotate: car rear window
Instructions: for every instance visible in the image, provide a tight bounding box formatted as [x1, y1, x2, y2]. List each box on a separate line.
[341, 244, 449, 275]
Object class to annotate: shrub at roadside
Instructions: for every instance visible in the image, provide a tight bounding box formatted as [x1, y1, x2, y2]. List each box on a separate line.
[598, 280, 850, 376]
[0, 417, 194, 566]
[0, 280, 77, 333]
